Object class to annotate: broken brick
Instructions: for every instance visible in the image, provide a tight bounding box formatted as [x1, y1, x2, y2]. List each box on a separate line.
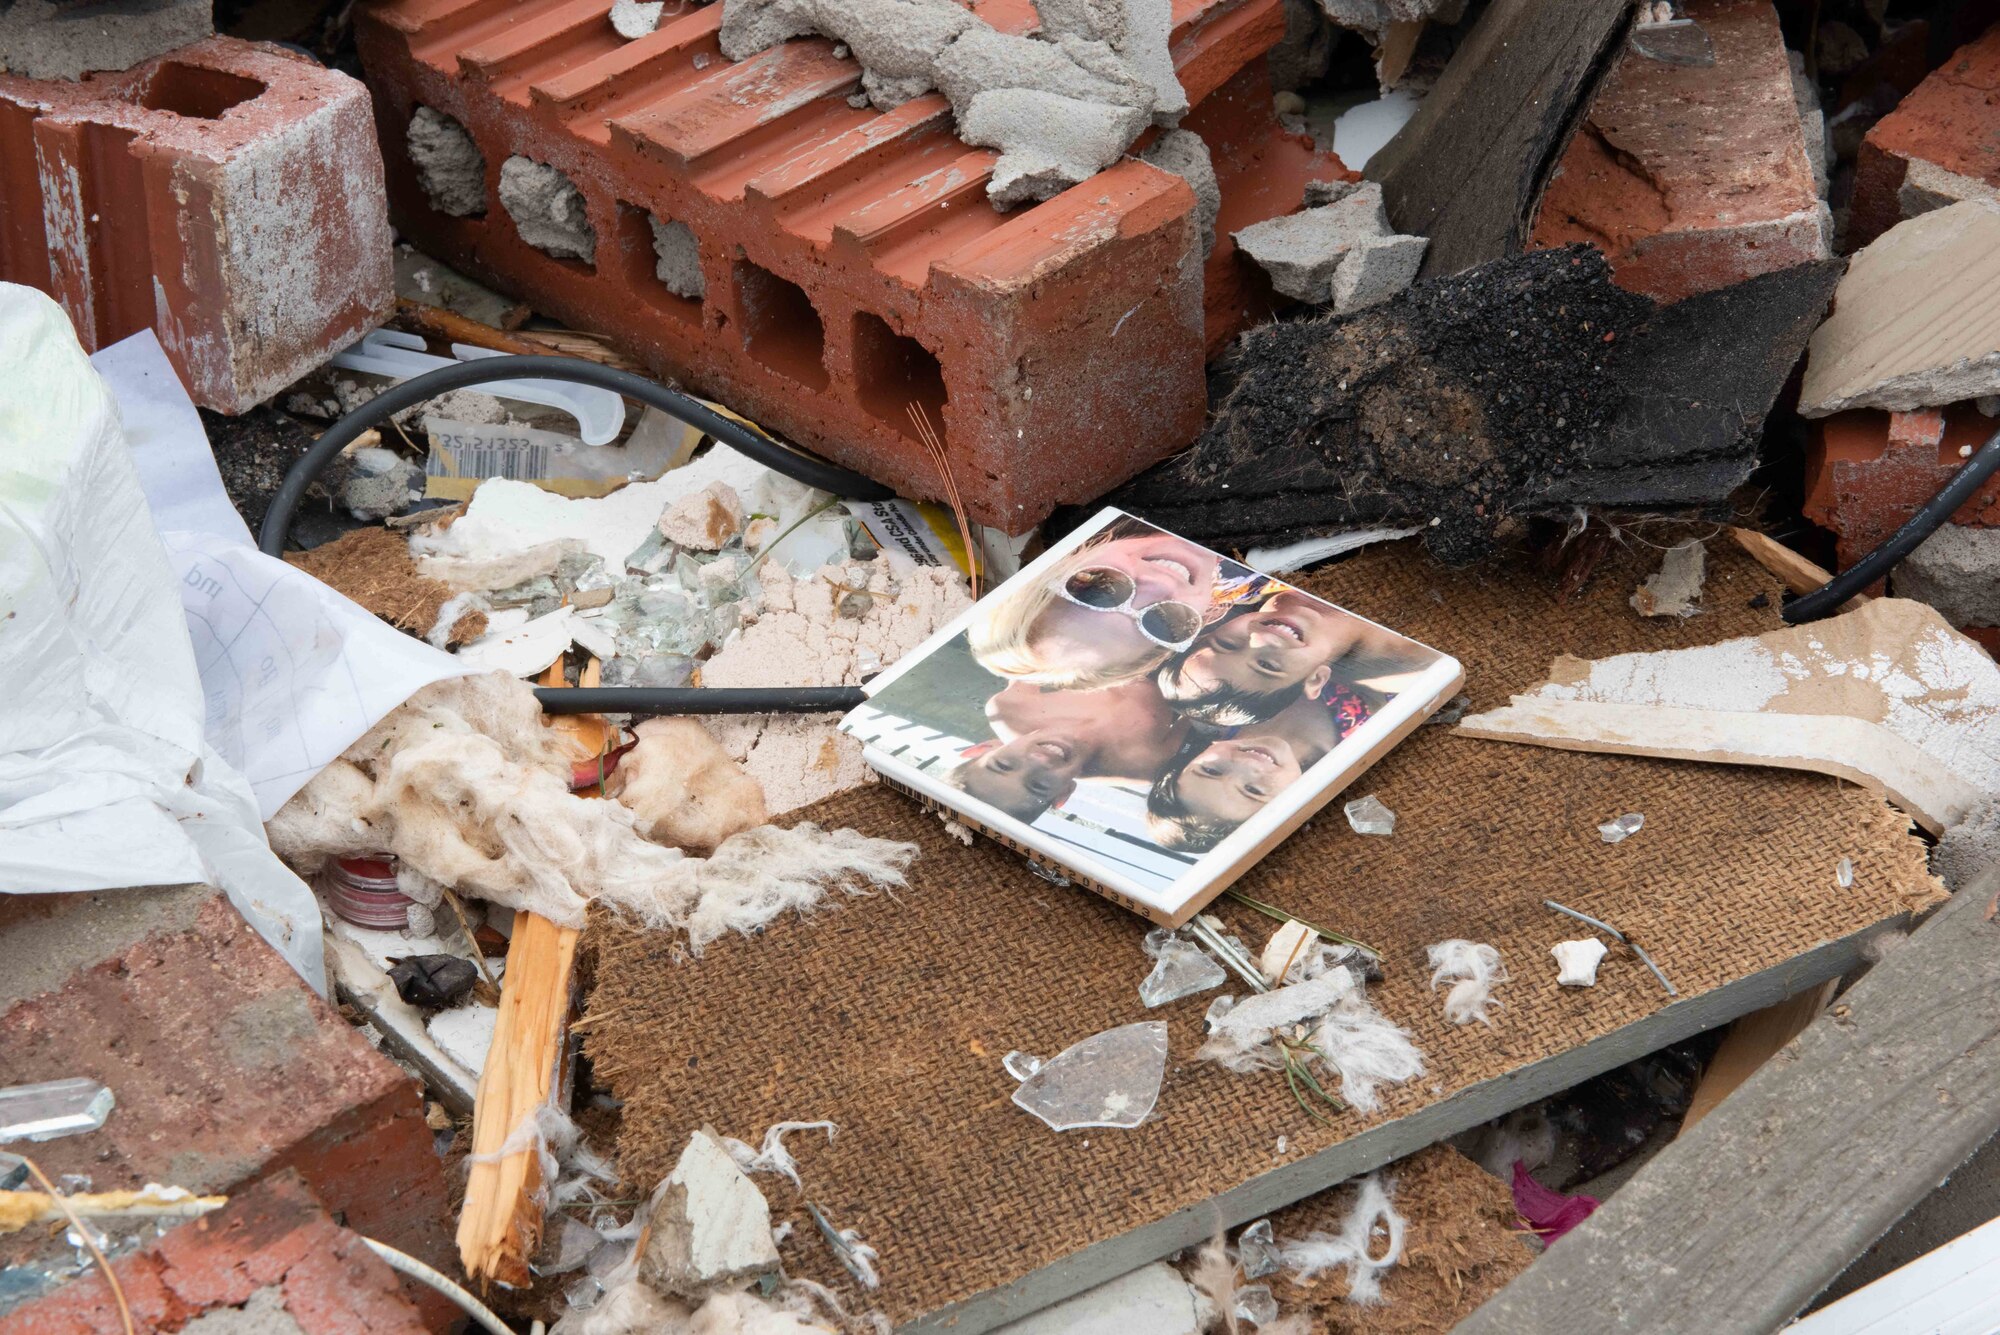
[1848, 23, 2000, 249]
[0, 888, 453, 1328]
[0, 1172, 430, 1335]
[0, 37, 394, 413]
[352, 0, 1339, 531]
[1530, 0, 1830, 303]
[1803, 403, 2000, 570]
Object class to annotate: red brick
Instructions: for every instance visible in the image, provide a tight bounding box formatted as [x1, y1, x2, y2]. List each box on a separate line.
[0, 890, 453, 1329]
[1530, 0, 1828, 303]
[0, 1172, 430, 1335]
[1849, 23, 2000, 248]
[353, 0, 1339, 531]
[1189, 58, 1358, 359]
[0, 37, 393, 413]
[1803, 403, 2000, 568]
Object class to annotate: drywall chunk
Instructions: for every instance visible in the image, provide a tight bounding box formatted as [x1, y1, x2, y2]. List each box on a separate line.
[1893, 523, 2000, 629]
[1231, 182, 1417, 305]
[610, 0, 666, 37]
[640, 1129, 782, 1298]
[963, 88, 1150, 208]
[1139, 129, 1220, 259]
[605, 718, 769, 851]
[1800, 200, 2000, 416]
[649, 217, 706, 299]
[657, 480, 746, 550]
[1552, 938, 1607, 987]
[1630, 539, 1706, 618]
[407, 107, 487, 218]
[499, 156, 597, 264]
[1457, 597, 2000, 836]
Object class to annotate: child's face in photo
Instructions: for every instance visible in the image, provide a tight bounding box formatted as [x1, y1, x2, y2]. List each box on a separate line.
[1174, 735, 1305, 827]
[956, 733, 1083, 821]
[1175, 590, 1365, 697]
[1033, 533, 1221, 673]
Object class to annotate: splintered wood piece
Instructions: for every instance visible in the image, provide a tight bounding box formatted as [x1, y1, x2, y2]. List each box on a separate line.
[1729, 527, 1870, 610]
[456, 910, 581, 1287]
[1677, 979, 1836, 1135]
[1367, 0, 1633, 276]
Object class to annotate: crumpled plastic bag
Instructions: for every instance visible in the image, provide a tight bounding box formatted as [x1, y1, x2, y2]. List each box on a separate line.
[0, 284, 325, 991]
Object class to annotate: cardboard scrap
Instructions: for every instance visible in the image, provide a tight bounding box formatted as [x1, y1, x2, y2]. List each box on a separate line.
[1456, 598, 2000, 834]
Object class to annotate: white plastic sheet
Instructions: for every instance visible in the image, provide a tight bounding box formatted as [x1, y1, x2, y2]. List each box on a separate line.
[0, 284, 463, 992]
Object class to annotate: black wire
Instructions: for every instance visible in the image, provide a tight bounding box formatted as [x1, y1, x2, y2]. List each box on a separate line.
[1785, 424, 2000, 624]
[258, 353, 896, 716]
[255, 354, 891, 557]
[534, 686, 865, 714]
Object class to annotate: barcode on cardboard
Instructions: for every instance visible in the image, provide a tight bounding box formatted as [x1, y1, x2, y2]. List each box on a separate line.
[426, 440, 551, 482]
[422, 417, 575, 484]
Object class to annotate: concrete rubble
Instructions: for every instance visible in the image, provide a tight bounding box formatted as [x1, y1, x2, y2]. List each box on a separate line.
[641, 1130, 785, 1298]
[8, 2, 2000, 1334]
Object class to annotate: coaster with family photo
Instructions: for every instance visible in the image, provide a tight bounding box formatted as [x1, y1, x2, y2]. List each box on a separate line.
[840, 510, 1465, 925]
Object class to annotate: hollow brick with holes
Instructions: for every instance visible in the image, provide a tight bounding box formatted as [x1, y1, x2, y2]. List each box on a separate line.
[354, 0, 1343, 530]
[0, 37, 394, 414]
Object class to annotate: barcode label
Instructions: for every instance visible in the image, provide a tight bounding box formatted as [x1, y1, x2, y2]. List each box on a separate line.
[426, 440, 551, 481]
[424, 425, 564, 481]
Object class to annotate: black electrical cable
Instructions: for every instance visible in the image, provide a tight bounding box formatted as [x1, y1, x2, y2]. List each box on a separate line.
[1785, 424, 2000, 624]
[534, 685, 866, 714]
[258, 353, 897, 716]
[256, 354, 890, 557]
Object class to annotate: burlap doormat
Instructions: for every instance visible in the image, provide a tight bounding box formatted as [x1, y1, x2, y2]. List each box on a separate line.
[583, 537, 1941, 1331]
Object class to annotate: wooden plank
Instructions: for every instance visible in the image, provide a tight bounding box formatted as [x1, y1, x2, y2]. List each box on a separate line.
[1730, 527, 1870, 609]
[1457, 872, 2000, 1335]
[1365, 0, 1632, 276]
[455, 910, 581, 1287]
[1678, 980, 1834, 1135]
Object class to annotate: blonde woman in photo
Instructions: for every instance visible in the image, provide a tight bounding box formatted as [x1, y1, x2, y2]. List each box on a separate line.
[967, 517, 1232, 689]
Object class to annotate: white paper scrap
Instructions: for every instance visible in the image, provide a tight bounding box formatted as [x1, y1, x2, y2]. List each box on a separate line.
[93, 331, 467, 818]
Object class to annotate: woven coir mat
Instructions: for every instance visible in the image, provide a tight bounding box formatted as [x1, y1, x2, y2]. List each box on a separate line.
[1264, 1144, 1534, 1330]
[582, 538, 1942, 1332]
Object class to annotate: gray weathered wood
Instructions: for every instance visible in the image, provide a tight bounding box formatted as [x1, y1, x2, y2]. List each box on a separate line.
[1366, 0, 1632, 277]
[902, 919, 1906, 1333]
[1456, 874, 2000, 1335]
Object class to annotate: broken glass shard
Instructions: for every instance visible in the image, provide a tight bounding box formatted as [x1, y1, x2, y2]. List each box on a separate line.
[1836, 857, 1855, 888]
[1011, 1022, 1168, 1132]
[1234, 1284, 1279, 1326]
[1237, 1218, 1280, 1279]
[1598, 812, 1645, 844]
[624, 527, 674, 576]
[0, 1078, 114, 1144]
[1002, 1051, 1044, 1082]
[1138, 930, 1227, 1007]
[532, 1218, 602, 1276]
[1344, 794, 1396, 836]
[1203, 995, 1237, 1030]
